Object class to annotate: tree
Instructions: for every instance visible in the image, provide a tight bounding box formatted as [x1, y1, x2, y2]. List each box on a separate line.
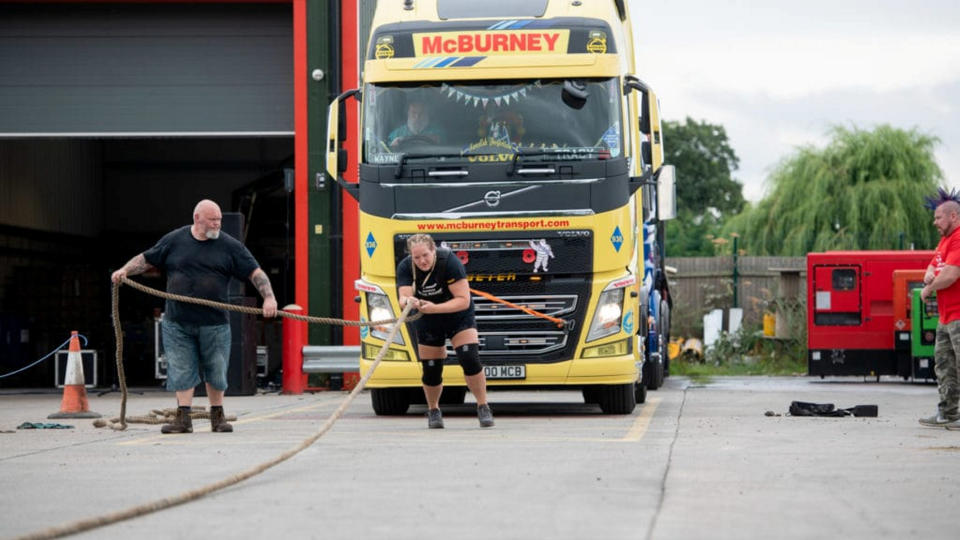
[723, 125, 942, 255]
[663, 117, 745, 216]
[661, 117, 745, 256]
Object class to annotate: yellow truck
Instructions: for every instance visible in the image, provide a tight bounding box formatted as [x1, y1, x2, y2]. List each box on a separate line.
[326, 0, 675, 414]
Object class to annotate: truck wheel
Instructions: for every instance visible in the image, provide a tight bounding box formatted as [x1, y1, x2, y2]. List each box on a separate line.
[635, 382, 647, 404]
[644, 357, 662, 391]
[598, 383, 636, 414]
[407, 387, 426, 405]
[582, 386, 600, 404]
[439, 386, 467, 405]
[371, 388, 410, 415]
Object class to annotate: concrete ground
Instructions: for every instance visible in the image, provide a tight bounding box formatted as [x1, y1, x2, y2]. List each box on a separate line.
[0, 376, 956, 540]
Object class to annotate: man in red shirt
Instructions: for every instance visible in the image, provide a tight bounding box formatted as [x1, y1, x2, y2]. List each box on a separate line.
[920, 199, 960, 428]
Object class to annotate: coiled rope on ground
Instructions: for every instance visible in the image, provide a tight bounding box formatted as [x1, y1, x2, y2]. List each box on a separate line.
[93, 407, 237, 429]
[14, 278, 414, 540]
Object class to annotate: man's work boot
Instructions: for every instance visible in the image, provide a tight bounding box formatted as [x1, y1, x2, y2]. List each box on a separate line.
[210, 405, 234, 433]
[161, 406, 193, 434]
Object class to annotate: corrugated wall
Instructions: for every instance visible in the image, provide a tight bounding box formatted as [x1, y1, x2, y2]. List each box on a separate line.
[0, 140, 102, 236]
[0, 3, 293, 136]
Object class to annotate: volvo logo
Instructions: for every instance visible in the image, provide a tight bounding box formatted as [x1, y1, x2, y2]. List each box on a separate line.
[444, 185, 539, 213]
[483, 191, 502, 207]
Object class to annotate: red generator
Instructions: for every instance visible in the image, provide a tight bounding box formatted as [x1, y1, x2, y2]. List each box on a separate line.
[807, 250, 934, 378]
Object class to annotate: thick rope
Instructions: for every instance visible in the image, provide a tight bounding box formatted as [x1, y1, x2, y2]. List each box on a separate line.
[109, 277, 418, 430]
[111, 283, 128, 430]
[469, 287, 566, 328]
[17, 276, 538, 538]
[14, 292, 414, 540]
[119, 276, 420, 326]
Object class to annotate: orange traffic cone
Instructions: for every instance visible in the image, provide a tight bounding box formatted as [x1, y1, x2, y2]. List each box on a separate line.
[48, 331, 101, 419]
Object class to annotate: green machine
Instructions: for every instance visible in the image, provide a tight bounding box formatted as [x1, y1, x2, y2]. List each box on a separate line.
[910, 289, 938, 380]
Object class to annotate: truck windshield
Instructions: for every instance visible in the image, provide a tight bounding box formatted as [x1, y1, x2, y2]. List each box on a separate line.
[363, 79, 622, 165]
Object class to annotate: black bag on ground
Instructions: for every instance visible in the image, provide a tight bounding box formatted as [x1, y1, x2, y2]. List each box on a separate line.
[789, 401, 845, 416]
[847, 404, 878, 417]
[788, 401, 878, 417]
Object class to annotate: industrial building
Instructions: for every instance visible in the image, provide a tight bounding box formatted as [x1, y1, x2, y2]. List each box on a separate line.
[0, 0, 371, 388]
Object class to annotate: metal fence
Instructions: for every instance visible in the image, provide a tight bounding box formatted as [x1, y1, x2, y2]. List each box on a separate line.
[665, 256, 806, 338]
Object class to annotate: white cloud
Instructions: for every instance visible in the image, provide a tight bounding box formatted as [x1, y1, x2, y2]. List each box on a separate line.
[641, 34, 960, 101]
[631, 1, 960, 201]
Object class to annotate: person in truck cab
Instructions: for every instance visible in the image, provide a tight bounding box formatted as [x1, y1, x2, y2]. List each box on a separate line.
[388, 100, 445, 150]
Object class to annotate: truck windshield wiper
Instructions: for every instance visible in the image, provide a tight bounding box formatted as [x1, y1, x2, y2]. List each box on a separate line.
[393, 152, 466, 178]
[391, 149, 605, 178]
[510, 148, 607, 175]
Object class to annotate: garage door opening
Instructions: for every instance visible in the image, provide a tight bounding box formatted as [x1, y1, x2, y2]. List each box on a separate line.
[1, 2, 296, 389]
[0, 136, 294, 388]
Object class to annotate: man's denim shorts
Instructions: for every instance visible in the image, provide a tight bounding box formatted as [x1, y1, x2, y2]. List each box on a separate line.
[161, 320, 231, 392]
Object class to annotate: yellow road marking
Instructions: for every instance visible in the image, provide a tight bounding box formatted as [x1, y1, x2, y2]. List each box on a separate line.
[619, 396, 661, 442]
[327, 397, 662, 443]
[117, 399, 336, 446]
[117, 395, 661, 446]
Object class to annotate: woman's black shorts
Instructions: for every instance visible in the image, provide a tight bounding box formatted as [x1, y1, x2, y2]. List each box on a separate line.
[413, 311, 477, 347]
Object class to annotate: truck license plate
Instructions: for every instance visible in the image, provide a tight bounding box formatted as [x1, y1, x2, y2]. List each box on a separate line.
[484, 365, 526, 379]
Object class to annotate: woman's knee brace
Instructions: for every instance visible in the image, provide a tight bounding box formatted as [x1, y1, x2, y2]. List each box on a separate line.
[456, 343, 482, 376]
[421, 359, 444, 387]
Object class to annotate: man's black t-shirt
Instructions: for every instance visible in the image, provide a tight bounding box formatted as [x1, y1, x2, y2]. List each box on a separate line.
[397, 249, 474, 317]
[143, 226, 259, 326]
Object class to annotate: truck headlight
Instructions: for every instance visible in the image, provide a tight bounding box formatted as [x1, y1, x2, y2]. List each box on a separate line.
[587, 288, 624, 342]
[367, 292, 404, 345]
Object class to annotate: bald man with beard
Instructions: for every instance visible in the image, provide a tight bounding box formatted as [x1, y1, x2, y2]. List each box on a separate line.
[920, 199, 960, 429]
[112, 199, 277, 434]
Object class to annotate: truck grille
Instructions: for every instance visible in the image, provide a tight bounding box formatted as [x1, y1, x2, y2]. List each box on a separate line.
[468, 294, 577, 356]
[473, 294, 577, 319]
[476, 330, 567, 356]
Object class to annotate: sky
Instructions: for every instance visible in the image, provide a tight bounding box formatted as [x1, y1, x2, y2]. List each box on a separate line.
[629, 0, 960, 201]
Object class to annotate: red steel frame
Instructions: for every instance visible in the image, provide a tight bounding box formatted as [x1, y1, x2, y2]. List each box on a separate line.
[339, 0, 361, 346]
[293, 0, 308, 314]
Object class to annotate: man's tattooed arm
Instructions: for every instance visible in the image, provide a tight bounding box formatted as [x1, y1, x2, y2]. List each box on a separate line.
[250, 268, 278, 318]
[250, 268, 275, 300]
[111, 254, 154, 283]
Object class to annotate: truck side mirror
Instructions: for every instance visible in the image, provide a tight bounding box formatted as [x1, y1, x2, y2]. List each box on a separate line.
[338, 101, 348, 141]
[325, 89, 362, 201]
[639, 91, 650, 133]
[641, 183, 654, 222]
[656, 165, 676, 221]
[622, 76, 651, 134]
[325, 96, 342, 181]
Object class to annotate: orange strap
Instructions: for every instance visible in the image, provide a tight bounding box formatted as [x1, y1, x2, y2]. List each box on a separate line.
[470, 288, 566, 328]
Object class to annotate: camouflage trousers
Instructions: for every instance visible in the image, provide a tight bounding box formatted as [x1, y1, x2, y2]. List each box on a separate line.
[934, 320, 960, 418]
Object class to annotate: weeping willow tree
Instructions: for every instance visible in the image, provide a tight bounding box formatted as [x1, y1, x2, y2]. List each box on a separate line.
[723, 125, 943, 255]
